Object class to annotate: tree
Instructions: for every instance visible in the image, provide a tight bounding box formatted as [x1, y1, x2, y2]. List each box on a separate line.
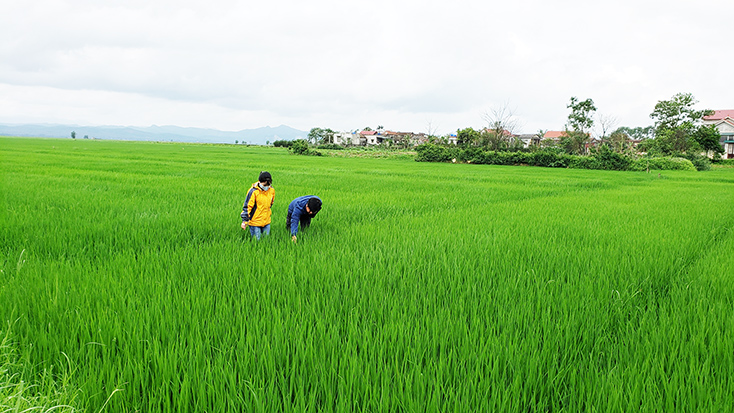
[650, 92, 713, 131]
[597, 113, 618, 143]
[71, 131, 76, 139]
[559, 131, 589, 155]
[289, 139, 310, 155]
[566, 97, 596, 134]
[563, 97, 596, 154]
[482, 102, 522, 148]
[456, 127, 480, 147]
[616, 126, 654, 141]
[608, 130, 632, 153]
[648, 93, 714, 156]
[694, 125, 724, 156]
[307, 127, 336, 145]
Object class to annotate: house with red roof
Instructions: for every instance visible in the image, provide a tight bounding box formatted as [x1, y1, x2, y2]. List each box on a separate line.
[543, 131, 567, 141]
[703, 110, 734, 159]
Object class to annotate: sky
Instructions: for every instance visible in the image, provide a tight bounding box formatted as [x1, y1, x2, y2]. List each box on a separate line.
[1, 0, 732, 137]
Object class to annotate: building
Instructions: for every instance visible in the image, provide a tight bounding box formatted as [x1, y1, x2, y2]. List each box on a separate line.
[703, 110, 734, 158]
[516, 134, 541, 148]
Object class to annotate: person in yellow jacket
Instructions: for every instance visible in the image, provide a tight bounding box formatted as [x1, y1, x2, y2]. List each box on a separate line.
[241, 171, 274, 240]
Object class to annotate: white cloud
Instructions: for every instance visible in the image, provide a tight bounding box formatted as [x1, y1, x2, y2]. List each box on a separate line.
[1, 0, 733, 136]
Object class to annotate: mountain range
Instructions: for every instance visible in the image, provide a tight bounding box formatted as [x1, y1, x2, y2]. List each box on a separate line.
[0, 123, 308, 145]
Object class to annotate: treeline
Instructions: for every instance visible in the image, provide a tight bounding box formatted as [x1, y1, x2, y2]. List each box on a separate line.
[415, 144, 699, 171]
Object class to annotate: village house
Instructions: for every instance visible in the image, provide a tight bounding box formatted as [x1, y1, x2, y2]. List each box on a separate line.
[542, 131, 567, 144]
[332, 132, 354, 146]
[516, 134, 541, 148]
[703, 110, 734, 159]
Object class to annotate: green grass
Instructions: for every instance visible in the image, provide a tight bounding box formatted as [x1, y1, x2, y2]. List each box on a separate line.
[2, 136, 734, 412]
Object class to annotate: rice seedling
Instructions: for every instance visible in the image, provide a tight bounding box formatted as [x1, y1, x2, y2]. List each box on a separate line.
[1, 136, 733, 411]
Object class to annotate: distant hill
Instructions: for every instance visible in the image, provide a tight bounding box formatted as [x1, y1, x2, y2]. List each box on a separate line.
[0, 123, 308, 145]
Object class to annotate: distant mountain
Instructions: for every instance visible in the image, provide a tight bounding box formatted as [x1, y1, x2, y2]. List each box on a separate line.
[0, 123, 308, 145]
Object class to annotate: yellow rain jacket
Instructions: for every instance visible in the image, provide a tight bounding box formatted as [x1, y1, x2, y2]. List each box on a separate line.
[241, 182, 275, 227]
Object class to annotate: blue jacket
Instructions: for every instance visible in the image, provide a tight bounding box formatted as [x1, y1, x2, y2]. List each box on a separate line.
[287, 195, 321, 236]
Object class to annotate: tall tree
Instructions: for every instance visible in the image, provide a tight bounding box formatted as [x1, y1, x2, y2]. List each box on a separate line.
[648, 93, 714, 155]
[482, 102, 522, 148]
[649, 92, 713, 131]
[307, 127, 336, 145]
[562, 97, 596, 154]
[566, 97, 597, 134]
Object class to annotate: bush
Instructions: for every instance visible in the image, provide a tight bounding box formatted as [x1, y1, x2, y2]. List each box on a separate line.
[529, 150, 571, 168]
[317, 144, 344, 150]
[628, 157, 697, 172]
[415, 144, 456, 162]
[681, 153, 711, 171]
[593, 145, 632, 171]
[289, 140, 310, 155]
[273, 140, 293, 148]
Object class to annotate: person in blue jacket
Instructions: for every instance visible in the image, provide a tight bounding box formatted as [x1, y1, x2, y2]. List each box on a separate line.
[286, 195, 322, 243]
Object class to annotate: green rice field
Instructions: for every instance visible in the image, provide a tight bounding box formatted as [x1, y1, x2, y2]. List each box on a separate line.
[2, 136, 734, 412]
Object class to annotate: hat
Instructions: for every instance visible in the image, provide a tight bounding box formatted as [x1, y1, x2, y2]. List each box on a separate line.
[258, 171, 272, 183]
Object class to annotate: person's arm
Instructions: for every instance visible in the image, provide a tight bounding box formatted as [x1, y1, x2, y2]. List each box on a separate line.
[241, 188, 256, 226]
[290, 207, 301, 236]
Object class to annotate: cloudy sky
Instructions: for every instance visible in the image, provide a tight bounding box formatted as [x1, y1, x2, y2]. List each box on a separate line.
[1, 0, 732, 136]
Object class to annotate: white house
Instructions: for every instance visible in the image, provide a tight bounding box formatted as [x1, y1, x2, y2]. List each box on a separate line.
[703, 110, 734, 159]
[332, 132, 354, 146]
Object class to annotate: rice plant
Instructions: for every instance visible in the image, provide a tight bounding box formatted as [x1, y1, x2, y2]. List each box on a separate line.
[1, 137, 733, 412]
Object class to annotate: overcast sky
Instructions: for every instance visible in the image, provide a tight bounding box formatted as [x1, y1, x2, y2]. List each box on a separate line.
[1, 0, 732, 136]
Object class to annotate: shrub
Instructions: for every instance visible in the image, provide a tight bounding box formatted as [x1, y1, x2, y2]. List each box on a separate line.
[289, 140, 310, 155]
[529, 150, 571, 168]
[415, 144, 456, 162]
[317, 144, 344, 150]
[628, 157, 697, 171]
[681, 153, 711, 171]
[273, 140, 293, 148]
[593, 145, 632, 171]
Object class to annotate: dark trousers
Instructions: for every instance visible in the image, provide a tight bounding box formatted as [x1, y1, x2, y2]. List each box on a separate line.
[286, 213, 311, 233]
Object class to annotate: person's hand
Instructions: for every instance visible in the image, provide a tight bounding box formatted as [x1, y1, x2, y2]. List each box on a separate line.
[241, 221, 248, 229]
[292, 235, 297, 243]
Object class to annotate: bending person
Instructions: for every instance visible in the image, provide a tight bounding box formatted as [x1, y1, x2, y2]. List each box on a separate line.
[286, 195, 322, 243]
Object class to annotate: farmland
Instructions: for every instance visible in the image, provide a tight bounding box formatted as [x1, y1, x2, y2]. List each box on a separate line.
[2, 136, 734, 412]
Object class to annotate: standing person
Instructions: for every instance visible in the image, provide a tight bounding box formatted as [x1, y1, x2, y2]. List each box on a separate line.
[241, 171, 275, 240]
[286, 195, 322, 243]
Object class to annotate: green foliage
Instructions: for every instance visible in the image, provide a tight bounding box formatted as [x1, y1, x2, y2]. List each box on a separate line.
[316, 143, 344, 150]
[566, 97, 597, 133]
[273, 140, 293, 148]
[649, 92, 712, 131]
[694, 124, 725, 155]
[289, 139, 311, 155]
[307, 127, 336, 145]
[592, 145, 632, 171]
[616, 126, 654, 140]
[559, 130, 590, 155]
[416, 143, 700, 172]
[681, 153, 712, 171]
[628, 157, 697, 171]
[414, 143, 458, 162]
[456, 127, 480, 146]
[646, 93, 719, 157]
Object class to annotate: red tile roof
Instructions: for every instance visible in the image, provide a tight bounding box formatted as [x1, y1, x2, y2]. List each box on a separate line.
[704, 110, 734, 120]
[543, 131, 567, 139]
